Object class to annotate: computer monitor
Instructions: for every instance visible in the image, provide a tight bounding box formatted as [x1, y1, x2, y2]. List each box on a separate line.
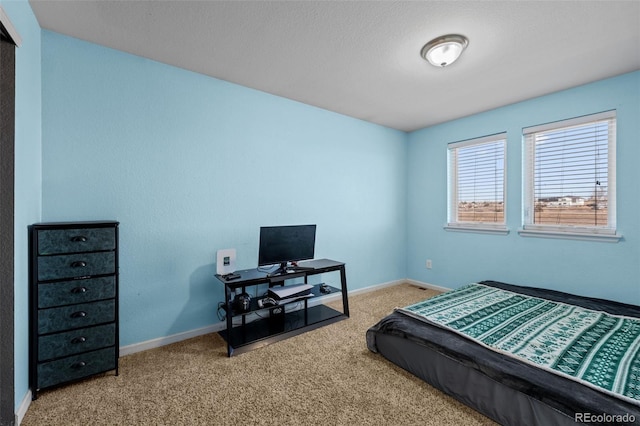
[258, 224, 316, 274]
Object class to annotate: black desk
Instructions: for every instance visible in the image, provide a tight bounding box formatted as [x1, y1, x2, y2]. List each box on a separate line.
[215, 259, 349, 356]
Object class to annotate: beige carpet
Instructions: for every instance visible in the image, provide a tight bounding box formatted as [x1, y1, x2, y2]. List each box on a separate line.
[22, 283, 496, 425]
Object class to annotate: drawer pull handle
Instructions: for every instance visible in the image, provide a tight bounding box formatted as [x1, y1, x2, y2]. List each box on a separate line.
[71, 336, 87, 344]
[71, 286, 88, 294]
[71, 236, 88, 243]
[71, 261, 87, 268]
[71, 311, 87, 318]
[71, 361, 86, 369]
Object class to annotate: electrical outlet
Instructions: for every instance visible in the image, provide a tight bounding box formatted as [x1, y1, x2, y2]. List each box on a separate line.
[426, 259, 432, 269]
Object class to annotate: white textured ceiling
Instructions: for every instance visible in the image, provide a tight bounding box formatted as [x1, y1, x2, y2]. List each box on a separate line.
[29, 0, 640, 132]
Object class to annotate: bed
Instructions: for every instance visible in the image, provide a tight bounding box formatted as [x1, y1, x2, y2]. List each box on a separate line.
[366, 280, 640, 425]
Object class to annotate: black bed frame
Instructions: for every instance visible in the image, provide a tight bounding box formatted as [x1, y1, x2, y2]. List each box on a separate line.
[366, 281, 640, 426]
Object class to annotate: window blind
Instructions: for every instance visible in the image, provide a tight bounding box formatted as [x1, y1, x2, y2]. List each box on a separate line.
[449, 135, 506, 225]
[523, 111, 616, 231]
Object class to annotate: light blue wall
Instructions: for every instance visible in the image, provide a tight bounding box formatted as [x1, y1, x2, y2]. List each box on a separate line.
[41, 31, 407, 346]
[2, 0, 42, 413]
[407, 71, 640, 304]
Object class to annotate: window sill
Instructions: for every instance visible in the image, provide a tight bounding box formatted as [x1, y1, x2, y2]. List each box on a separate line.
[444, 225, 509, 236]
[518, 228, 622, 243]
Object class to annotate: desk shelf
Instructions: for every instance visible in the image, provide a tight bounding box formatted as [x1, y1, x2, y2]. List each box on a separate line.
[215, 259, 349, 356]
[219, 305, 346, 354]
[220, 283, 341, 317]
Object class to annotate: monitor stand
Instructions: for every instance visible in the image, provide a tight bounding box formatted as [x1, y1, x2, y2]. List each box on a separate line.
[270, 262, 314, 276]
[271, 262, 289, 276]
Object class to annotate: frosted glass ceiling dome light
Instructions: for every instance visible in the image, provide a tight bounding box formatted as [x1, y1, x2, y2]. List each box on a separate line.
[421, 34, 469, 67]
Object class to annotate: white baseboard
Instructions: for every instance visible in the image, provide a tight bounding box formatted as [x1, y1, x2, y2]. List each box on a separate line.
[118, 279, 403, 356]
[119, 322, 226, 357]
[16, 388, 32, 425]
[351, 277, 452, 294]
[119, 278, 448, 358]
[404, 278, 452, 293]
[350, 278, 407, 295]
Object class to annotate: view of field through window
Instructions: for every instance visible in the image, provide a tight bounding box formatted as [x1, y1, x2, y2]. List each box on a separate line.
[530, 119, 610, 227]
[454, 117, 612, 227]
[455, 139, 504, 223]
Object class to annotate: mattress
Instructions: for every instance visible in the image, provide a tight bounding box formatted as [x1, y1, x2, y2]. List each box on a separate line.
[366, 280, 640, 425]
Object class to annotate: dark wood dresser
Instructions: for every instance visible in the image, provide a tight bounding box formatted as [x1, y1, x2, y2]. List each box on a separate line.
[29, 221, 119, 399]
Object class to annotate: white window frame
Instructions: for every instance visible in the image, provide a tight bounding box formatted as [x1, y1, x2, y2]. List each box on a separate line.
[520, 110, 621, 242]
[445, 133, 508, 235]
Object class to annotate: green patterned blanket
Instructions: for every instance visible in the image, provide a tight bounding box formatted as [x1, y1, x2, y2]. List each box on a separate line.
[398, 283, 640, 406]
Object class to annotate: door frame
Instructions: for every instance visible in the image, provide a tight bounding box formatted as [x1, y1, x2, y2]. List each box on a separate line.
[0, 6, 20, 425]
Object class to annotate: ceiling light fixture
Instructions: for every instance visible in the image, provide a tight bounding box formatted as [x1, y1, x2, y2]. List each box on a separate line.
[421, 34, 469, 68]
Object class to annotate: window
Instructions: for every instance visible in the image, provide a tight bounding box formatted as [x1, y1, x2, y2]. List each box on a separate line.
[446, 134, 507, 234]
[521, 111, 620, 242]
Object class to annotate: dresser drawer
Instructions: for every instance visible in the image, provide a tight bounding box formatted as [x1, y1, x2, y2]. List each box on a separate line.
[37, 252, 115, 281]
[38, 299, 115, 335]
[38, 276, 116, 308]
[36, 347, 117, 389]
[30, 221, 119, 398]
[38, 323, 116, 362]
[37, 227, 116, 255]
